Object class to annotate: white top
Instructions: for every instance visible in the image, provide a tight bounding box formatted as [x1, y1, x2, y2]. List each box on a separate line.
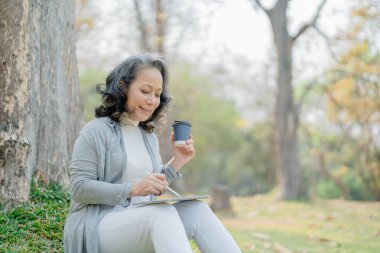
[119, 113, 153, 205]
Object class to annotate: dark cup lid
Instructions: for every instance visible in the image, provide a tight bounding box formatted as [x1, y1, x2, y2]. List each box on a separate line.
[172, 120, 191, 127]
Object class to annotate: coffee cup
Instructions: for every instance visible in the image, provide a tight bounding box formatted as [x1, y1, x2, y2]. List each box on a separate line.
[172, 121, 191, 147]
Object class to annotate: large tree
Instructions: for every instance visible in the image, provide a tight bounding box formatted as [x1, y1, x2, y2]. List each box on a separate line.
[0, 0, 82, 204]
[250, 0, 328, 199]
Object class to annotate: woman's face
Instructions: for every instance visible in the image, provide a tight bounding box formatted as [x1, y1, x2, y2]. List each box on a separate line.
[126, 67, 163, 122]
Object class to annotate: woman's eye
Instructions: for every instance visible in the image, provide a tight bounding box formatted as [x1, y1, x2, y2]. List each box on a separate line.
[155, 94, 161, 98]
[141, 90, 149, 94]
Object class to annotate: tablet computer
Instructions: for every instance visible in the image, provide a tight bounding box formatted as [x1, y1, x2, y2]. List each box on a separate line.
[134, 195, 209, 207]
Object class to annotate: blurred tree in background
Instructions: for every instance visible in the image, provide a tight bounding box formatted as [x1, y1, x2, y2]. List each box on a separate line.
[250, 0, 328, 200]
[1, 0, 378, 207]
[76, 0, 379, 200]
[322, 1, 379, 200]
[301, 0, 379, 200]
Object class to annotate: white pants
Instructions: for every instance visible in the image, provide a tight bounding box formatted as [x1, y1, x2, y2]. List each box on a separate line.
[98, 200, 242, 253]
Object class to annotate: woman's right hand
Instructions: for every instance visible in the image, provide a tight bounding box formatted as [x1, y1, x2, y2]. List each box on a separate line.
[130, 173, 168, 197]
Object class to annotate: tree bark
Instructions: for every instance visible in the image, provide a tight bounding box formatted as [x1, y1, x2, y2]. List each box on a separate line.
[266, 0, 305, 199]
[133, 0, 166, 55]
[155, 0, 165, 55]
[133, 0, 152, 52]
[0, 0, 82, 203]
[251, 0, 327, 199]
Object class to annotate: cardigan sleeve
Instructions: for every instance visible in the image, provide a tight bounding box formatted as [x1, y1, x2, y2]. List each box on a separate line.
[69, 122, 133, 207]
[162, 165, 182, 183]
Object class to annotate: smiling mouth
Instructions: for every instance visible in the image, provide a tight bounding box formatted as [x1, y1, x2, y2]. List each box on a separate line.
[140, 107, 153, 114]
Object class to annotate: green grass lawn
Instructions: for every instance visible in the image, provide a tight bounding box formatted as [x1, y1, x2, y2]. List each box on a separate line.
[1, 183, 379, 253]
[219, 195, 380, 253]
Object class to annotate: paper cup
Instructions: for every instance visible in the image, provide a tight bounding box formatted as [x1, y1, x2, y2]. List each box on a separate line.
[172, 121, 191, 147]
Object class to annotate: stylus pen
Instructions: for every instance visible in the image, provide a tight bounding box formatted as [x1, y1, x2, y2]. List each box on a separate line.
[145, 171, 182, 198]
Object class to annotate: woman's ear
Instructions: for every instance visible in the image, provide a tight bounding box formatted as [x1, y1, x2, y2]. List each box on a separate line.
[119, 80, 128, 93]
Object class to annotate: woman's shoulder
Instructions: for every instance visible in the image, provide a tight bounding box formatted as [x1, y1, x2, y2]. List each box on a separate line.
[80, 117, 117, 138]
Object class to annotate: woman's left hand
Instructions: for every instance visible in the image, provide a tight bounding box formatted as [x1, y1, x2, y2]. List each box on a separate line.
[169, 133, 195, 171]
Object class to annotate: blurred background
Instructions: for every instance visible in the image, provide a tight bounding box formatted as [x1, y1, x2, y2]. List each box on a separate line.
[75, 0, 379, 201]
[1, 1, 379, 252]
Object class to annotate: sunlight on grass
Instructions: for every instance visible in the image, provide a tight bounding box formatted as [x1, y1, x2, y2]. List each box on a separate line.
[2, 184, 379, 253]
[216, 195, 380, 253]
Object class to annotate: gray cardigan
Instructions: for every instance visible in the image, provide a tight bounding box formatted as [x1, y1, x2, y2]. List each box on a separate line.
[63, 117, 180, 253]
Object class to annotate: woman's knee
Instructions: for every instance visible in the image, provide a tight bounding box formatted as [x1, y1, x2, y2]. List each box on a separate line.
[176, 200, 212, 213]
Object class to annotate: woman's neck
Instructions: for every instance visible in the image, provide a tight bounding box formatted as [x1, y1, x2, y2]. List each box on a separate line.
[119, 112, 139, 127]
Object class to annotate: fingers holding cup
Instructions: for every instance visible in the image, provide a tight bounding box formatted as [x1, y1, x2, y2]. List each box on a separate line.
[184, 135, 195, 152]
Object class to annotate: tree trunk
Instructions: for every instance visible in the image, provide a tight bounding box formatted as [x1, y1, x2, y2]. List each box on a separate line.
[0, 0, 82, 203]
[268, 0, 305, 199]
[133, 0, 166, 55]
[210, 184, 233, 213]
[155, 0, 165, 55]
[133, 0, 152, 52]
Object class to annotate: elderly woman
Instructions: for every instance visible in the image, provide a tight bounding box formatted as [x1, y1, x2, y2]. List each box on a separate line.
[63, 53, 242, 253]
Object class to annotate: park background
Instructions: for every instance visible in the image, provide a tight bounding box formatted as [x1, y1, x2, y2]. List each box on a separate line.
[0, 0, 379, 252]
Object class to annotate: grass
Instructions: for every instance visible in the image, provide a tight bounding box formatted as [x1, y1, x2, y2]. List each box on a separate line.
[1, 183, 379, 253]
[220, 195, 380, 253]
[0, 182, 70, 253]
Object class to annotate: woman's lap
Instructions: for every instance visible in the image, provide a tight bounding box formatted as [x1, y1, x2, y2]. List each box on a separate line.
[98, 200, 241, 253]
[98, 203, 191, 253]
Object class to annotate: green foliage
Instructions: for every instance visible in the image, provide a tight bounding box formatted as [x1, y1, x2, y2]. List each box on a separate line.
[317, 180, 341, 199]
[291, 0, 380, 202]
[79, 68, 107, 122]
[319, 1, 380, 200]
[301, 124, 376, 201]
[226, 121, 276, 195]
[307, 42, 380, 200]
[344, 172, 374, 201]
[168, 64, 276, 195]
[0, 182, 70, 252]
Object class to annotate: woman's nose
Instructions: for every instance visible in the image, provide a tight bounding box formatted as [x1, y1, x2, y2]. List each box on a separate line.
[146, 94, 155, 105]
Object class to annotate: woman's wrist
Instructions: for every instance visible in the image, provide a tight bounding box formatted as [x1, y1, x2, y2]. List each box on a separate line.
[130, 183, 138, 197]
[169, 159, 182, 171]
